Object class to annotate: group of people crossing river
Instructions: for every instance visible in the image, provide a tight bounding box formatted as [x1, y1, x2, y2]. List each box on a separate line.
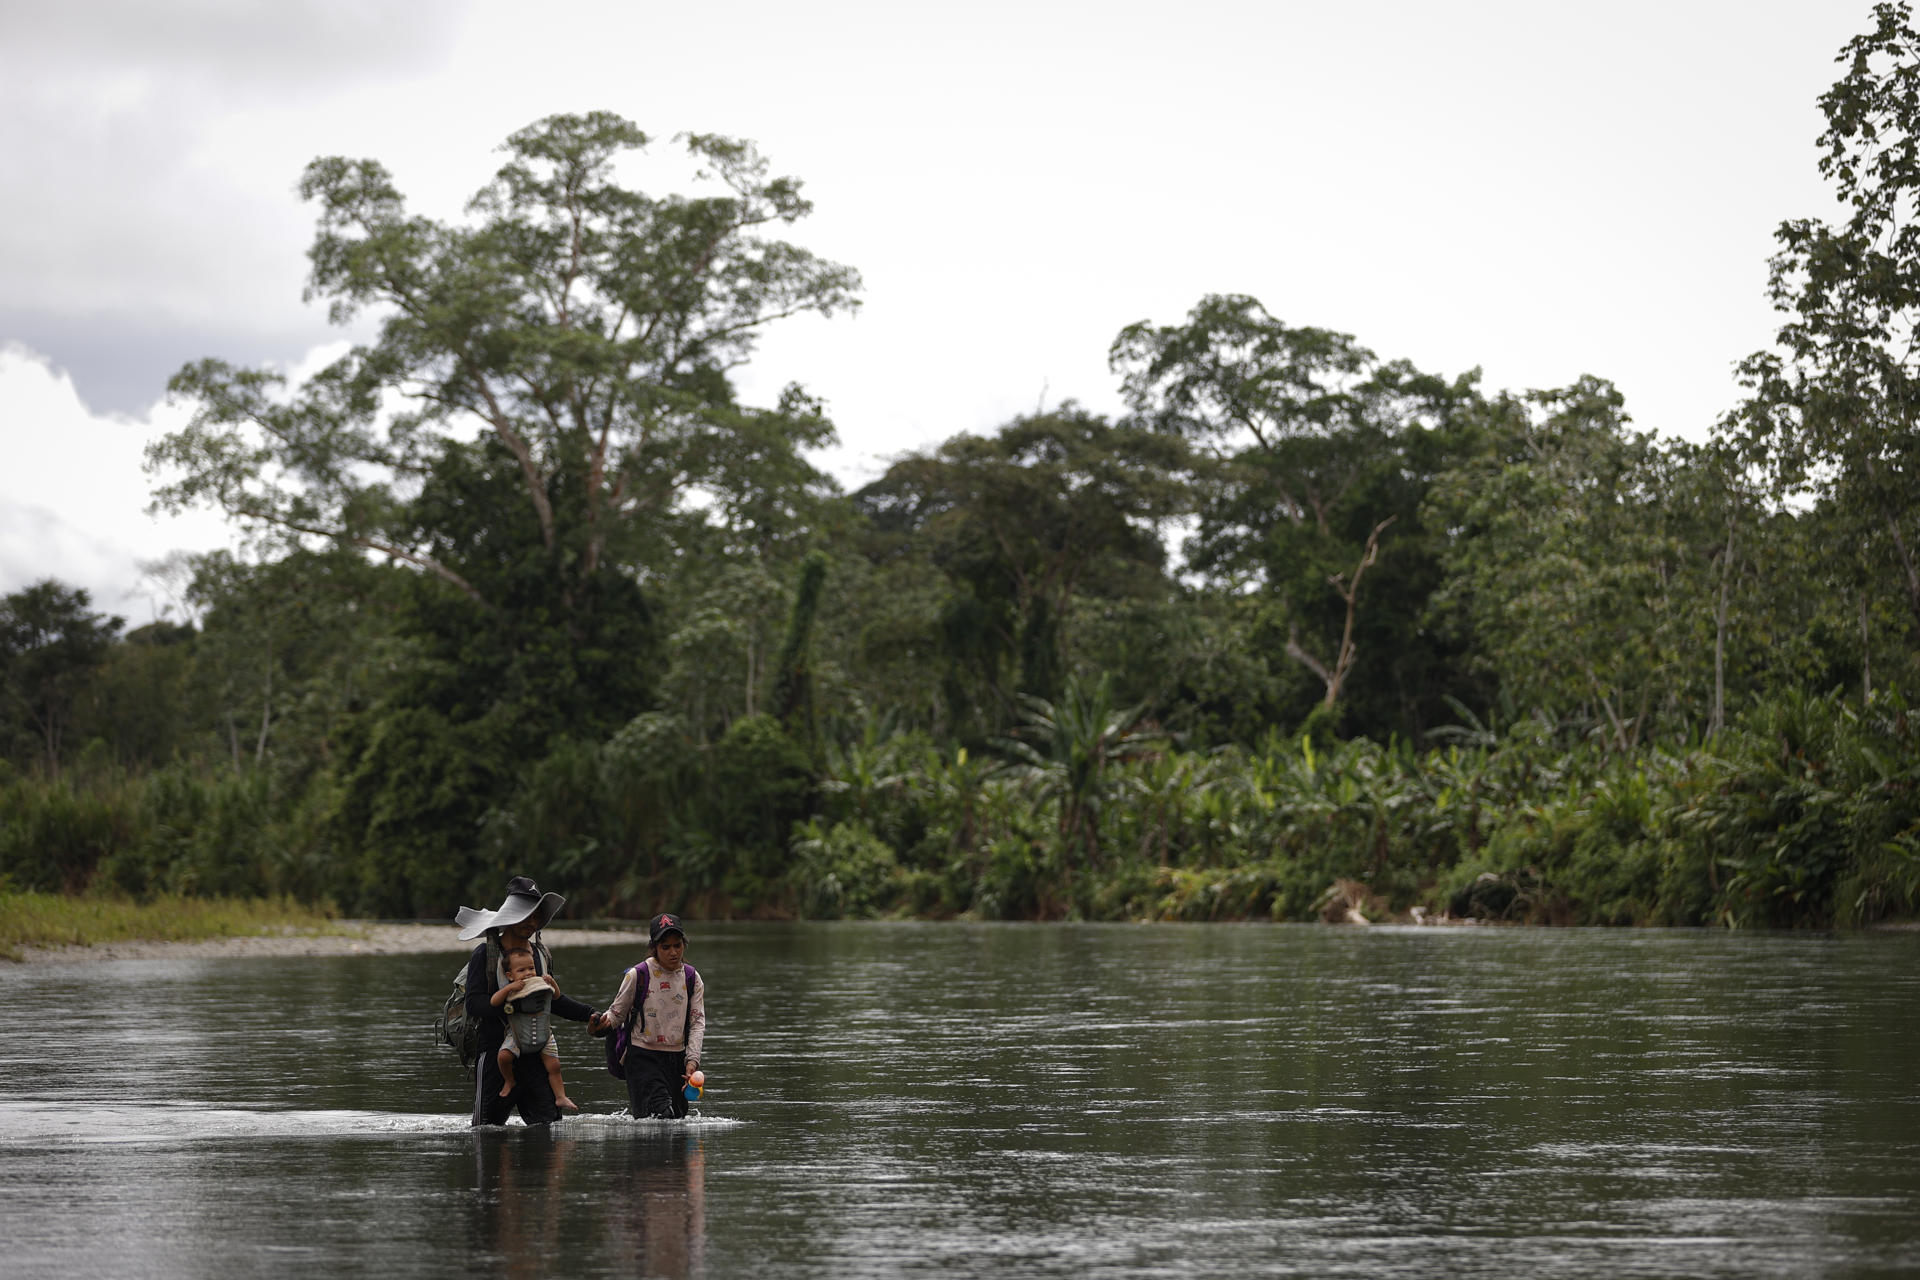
[455, 877, 705, 1126]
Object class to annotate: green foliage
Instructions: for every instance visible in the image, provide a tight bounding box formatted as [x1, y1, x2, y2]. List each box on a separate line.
[709, 714, 815, 882]
[1728, 0, 1920, 659]
[0, 762, 329, 904]
[1688, 690, 1920, 927]
[151, 114, 860, 605]
[993, 676, 1163, 868]
[789, 819, 900, 918]
[655, 562, 787, 742]
[853, 407, 1189, 736]
[76, 620, 199, 769]
[333, 704, 500, 916]
[1112, 294, 1482, 738]
[0, 771, 137, 893]
[0, 580, 123, 774]
[770, 552, 829, 746]
[12, 24, 1920, 934]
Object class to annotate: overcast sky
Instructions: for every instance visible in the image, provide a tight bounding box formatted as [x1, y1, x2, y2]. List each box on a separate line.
[0, 0, 1872, 621]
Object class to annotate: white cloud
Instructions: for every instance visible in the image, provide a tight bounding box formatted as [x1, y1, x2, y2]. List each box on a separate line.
[0, 0, 1883, 604]
[0, 1, 462, 88]
[0, 344, 239, 622]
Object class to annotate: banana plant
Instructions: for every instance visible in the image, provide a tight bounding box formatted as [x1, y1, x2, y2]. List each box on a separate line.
[993, 675, 1163, 867]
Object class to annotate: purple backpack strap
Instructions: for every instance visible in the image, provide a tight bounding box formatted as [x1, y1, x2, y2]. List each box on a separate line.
[605, 959, 646, 1080]
[680, 963, 699, 1045]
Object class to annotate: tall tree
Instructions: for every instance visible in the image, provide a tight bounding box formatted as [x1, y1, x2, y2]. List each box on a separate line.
[181, 549, 402, 775]
[146, 114, 860, 914]
[854, 407, 1188, 732]
[769, 550, 830, 747]
[149, 113, 859, 614]
[1728, 1, 1920, 650]
[0, 581, 123, 775]
[1423, 379, 1753, 750]
[1112, 295, 1475, 733]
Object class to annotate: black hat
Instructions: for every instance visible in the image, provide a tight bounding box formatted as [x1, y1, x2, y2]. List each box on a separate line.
[649, 912, 688, 945]
[454, 876, 566, 940]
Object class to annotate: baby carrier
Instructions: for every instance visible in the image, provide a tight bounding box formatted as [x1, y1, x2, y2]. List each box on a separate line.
[435, 937, 554, 1068]
[503, 970, 554, 1054]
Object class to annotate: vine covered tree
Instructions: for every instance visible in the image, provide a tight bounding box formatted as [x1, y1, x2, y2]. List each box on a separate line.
[855, 407, 1188, 731]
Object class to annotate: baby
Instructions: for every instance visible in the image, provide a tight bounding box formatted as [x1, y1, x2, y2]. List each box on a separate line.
[492, 946, 578, 1112]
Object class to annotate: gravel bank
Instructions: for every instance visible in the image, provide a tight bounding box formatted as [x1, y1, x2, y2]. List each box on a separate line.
[14, 922, 655, 965]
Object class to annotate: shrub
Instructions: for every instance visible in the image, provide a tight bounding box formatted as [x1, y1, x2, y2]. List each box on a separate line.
[789, 819, 901, 918]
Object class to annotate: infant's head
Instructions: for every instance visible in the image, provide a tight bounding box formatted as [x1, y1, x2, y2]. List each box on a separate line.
[504, 947, 537, 982]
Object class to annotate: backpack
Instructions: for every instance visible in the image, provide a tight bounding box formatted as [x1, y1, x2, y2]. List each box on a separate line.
[436, 937, 550, 1070]
[605, 959, 700, 1080]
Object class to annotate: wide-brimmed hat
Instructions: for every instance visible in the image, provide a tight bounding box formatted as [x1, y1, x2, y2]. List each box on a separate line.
[455, 876, 566, 940]
[649, 912, 688, 946]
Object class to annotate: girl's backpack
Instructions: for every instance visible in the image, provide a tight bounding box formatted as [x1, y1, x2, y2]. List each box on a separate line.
[605, 959, 700, 1080]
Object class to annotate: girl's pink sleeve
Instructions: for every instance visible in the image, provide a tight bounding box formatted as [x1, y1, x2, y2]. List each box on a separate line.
[604, 964, 642, 1025]
[687, 973, 706, 1063]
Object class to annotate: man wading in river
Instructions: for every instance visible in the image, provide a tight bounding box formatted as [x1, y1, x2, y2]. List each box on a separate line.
[456, 877, 600, 1126]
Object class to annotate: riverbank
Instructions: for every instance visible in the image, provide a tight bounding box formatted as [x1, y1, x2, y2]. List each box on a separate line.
[0, 889, 657, 963]
[10, 920, 656, 965]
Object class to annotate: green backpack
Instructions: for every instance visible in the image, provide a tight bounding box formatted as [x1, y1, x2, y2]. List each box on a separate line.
[435, 937, 507, 1070]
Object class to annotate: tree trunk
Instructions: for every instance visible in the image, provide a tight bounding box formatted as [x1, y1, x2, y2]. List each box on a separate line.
[1583, 663, 1629, 753]
[1860, 592, 1873, 703]
[254, 637, 274, 765]
[1886, 510, 1920, 640]
[1323, 517, 1396, 708]
[1710, 519, 1734, 740]
[37, 698, 60, 780]
[1865, 456, 1920, 638]
[744, 631, 757, 718]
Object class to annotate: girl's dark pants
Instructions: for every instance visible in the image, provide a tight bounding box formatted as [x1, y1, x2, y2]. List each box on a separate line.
[473, 1048, 562, 1126]
[625, 1047, 689, 1120]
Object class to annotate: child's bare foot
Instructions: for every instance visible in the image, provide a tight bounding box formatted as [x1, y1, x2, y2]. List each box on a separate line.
[556, 1095, 580, 1113]
[497, 1078, 516, 1098]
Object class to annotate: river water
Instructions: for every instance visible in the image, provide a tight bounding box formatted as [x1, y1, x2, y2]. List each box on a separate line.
[2, 923, 1916, 1278]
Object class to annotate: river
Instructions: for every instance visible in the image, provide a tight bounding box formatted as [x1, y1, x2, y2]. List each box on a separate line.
[2, 922, 1916, 1277]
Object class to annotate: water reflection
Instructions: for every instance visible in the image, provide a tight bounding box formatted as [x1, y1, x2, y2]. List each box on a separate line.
[4, 926, 1919, 1278]
[601, 1130, 706, 1278]
[472, 1125, 707, 1280]
[474, 1130, 574, 1280]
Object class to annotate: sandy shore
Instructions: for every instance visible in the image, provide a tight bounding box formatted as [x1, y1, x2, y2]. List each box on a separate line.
[18, 919, 1914, 963]
[14, 922, 656, 965]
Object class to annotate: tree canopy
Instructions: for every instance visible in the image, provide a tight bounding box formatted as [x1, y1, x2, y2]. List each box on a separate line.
[7, 17, 1920, 930]
[150, 113, 859, 604]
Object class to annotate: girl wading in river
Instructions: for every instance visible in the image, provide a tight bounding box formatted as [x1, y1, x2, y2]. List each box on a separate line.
[591, 913, 706, 1119]
[456, 877, 600, 1126]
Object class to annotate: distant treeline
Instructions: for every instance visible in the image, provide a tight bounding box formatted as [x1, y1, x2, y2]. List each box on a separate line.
[4, 11, 1920, 925]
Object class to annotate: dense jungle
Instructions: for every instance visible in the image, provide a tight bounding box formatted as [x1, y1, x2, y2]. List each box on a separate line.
[4, 8, 1920, 930]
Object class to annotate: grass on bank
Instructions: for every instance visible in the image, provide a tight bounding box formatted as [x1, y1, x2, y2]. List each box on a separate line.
[0, 891, 341, 962]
